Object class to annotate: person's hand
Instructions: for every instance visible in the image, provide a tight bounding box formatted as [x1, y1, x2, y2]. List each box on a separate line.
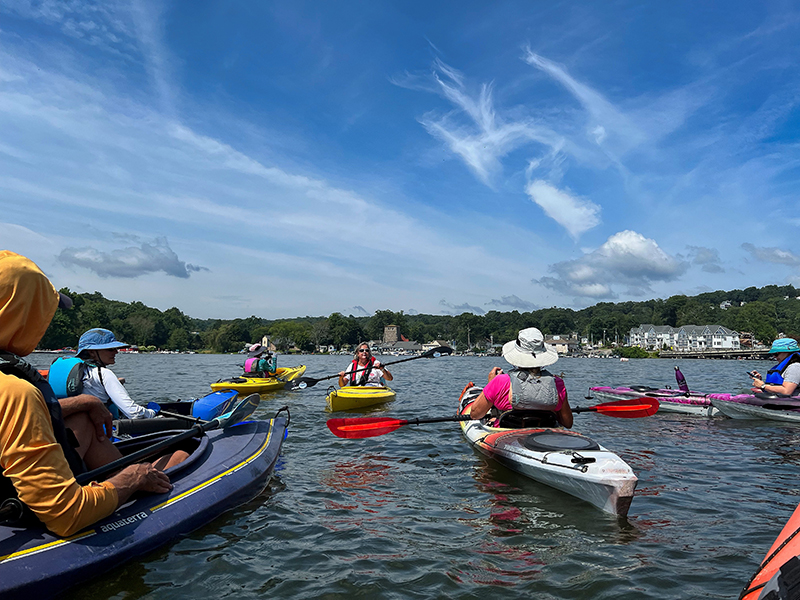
[84, 397, 114, 441]
[751, 371, 762, 380]
[753, 378, 765, 388]
[488, 367, 503, 382]
[374, 361, 382, 369]
[109, 463, 172, 505]
[338, 371, 345, 377]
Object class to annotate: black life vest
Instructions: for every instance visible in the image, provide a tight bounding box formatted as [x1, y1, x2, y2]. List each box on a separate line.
[0, 352, 86, 505]
[348, 357, 375, 386]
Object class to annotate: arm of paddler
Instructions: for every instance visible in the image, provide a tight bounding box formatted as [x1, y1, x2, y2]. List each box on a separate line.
[467, 392, 493, 420]
[0, 376, 118, 537]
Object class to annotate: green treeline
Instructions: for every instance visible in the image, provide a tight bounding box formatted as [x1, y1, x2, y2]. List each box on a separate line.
[40, 285, 800, 353]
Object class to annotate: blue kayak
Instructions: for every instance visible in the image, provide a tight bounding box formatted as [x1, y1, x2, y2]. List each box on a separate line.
[0, 408, 289, 598]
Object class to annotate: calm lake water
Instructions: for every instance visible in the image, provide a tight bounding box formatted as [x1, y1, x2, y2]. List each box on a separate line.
[26, 352, 798, 599]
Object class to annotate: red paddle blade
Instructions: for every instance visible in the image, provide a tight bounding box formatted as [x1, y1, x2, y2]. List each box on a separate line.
[327, 417, 409, 439]
[593, 397, 660, 418]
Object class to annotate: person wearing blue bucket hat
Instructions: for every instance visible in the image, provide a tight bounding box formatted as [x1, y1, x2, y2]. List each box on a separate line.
[72, 328, 157, 420]
[750, 338, 800, 396]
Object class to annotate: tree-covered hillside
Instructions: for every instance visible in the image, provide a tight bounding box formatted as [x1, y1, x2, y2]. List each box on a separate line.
[39, 285, 800, 353]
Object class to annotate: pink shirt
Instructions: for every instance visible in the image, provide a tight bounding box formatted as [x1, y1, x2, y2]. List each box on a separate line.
[483, 373, 567, 411]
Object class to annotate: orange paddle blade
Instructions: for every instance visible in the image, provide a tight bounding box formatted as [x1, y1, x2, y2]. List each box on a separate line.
[327, 417, 408, 439]
[591, 397, 660, 418]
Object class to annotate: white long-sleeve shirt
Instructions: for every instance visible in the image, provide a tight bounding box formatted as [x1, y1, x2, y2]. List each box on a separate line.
[81, 365, 156, 419]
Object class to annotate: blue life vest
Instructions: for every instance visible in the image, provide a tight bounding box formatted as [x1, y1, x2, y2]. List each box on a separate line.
[47, 357, 120, 419]
[766, 352, 800, 385]
[48, 356, 87, 398]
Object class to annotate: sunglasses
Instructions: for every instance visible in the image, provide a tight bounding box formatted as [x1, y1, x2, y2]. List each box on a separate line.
[357, 349, 370, 353]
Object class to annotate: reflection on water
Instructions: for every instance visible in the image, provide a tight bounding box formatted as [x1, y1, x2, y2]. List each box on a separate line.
[20, 353, 795, 599]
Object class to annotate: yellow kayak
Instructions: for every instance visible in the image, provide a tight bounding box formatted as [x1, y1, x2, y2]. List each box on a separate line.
[326, 385, 396, 412]
[210, 365, 307, 394]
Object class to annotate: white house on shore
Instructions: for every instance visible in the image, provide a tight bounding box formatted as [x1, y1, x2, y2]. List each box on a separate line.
[629, 324, 740, 351]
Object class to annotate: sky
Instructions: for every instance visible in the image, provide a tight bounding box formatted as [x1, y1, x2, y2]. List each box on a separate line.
[1, 1, 800, 320]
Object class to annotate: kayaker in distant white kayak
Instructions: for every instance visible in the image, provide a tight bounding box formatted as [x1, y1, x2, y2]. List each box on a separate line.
[243, 343, 277, 378]
[467, 327, 573, 428]
[338, 343, 393, 387]
[751, 338, 800, 396]
[0, 252, 177, 537]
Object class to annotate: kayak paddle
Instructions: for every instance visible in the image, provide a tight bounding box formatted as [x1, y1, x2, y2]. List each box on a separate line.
[327, 397, 660, 439]
[285, 345, 453, 390]
[76, 393, 260, 485]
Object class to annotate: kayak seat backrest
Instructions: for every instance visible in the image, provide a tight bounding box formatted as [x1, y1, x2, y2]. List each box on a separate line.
[496, 410, 558, 429]
[630, 385, 658, 392]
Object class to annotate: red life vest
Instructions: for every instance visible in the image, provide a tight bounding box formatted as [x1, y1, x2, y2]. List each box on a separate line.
[348, 356, 375, 386]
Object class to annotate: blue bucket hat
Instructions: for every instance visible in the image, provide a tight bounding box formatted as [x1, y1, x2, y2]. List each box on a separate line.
[769, 338, 800, 354]
[77, 328, 130, 356]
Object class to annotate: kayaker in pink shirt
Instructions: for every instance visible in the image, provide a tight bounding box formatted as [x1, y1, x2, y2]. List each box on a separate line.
[468, 327, 573, 428]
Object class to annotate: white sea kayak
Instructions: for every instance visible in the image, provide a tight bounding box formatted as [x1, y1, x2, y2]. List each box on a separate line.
[458, 384, 638, 517]
[709, 393, 800, 422]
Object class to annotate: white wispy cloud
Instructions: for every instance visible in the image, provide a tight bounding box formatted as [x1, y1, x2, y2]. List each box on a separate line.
[485, 295, 538, 311]
[439, 299, 485, 315]
[536, 230, 687, 299]
[686, 245, 725, 273]
[742, 243, 800, 266]
[59, 237, 206, 278]
[524, 179, 601, 240]
[394, 59, 563, 187]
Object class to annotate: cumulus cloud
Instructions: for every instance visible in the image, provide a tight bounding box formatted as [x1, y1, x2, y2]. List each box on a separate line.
[59, 237, 207, 278]
[535, 230, 687, 299]
[687, 245, 724, 273]
[485, 295, 538, 311]
[439, 299, 485, 315]
[742, 243, 800, 266]
[525, 180, 601, 240]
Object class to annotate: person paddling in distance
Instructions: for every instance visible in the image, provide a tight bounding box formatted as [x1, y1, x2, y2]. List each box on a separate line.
[338, 343, 393, 387]
[243, 343, 277, 378]
[73, 328, 157, 419]
[0, 251, 183, 537]
[751, 338, 800, 396]
[467, 327, 573, 428]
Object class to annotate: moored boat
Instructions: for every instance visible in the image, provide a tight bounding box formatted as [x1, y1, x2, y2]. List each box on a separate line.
[459, 384, 637, 516]
[0, 409, 289, 598]
[210, 365, 306, 394]
[709, 393, 800, 422]
[326, 385, 396, 412]
[741, 500, 800, 599]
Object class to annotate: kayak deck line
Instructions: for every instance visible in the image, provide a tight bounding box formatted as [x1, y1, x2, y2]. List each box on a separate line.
[1, 420, 279, 566]
[151, 419, 276, 513]
[475, 432, 602, 474]
[0, 529, 96, 564]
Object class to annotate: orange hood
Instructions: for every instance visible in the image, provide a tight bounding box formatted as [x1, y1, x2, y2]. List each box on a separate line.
[0, 251, 59, 356]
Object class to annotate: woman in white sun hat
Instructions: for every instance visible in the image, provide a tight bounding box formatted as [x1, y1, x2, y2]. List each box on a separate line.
[467, 327, 573, 428]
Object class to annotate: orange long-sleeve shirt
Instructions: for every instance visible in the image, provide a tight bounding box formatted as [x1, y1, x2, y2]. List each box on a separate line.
[0, 373, 118, 536]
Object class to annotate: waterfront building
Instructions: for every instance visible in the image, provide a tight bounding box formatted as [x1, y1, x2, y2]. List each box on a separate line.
[629, 324, 739, 352]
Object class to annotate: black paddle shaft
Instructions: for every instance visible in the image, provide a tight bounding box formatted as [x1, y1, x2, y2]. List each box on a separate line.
[288, 346, 452, 389]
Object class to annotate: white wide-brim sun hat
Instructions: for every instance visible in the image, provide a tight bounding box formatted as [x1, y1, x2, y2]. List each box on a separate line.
[502, 327, 559, 368]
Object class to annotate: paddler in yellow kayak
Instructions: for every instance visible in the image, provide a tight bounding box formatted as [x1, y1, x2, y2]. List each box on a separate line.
[243, 343, 277, 378]
[338, 343, 393, 387]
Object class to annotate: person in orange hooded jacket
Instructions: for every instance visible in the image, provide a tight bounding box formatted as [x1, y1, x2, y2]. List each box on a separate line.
[0, 251, 173, 536]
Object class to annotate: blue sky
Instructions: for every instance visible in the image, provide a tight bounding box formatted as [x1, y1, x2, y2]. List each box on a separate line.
[2, 1, 800, 319]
